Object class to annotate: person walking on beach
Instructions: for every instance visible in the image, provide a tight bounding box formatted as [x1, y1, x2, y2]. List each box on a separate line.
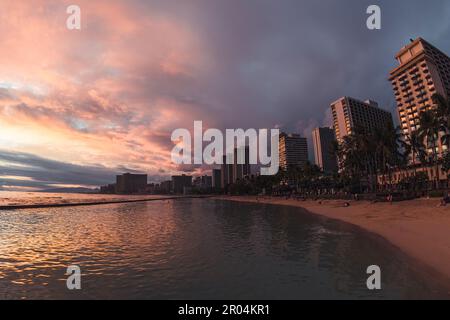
[387, 194, 393, 205]
[440, 192, 450, 206]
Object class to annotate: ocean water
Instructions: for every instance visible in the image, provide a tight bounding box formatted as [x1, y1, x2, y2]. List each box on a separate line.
[0, 197, 447, 299]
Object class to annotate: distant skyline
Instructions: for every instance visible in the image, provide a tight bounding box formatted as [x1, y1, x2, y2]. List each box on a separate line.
[1, 0, 450, 190]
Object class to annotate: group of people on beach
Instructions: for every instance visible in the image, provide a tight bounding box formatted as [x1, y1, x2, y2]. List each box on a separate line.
[439, 192, 450, 206]
[255, 190, 450, 208]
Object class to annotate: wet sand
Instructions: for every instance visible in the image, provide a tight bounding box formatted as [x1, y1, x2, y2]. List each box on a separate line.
[215, 195, 450, 289]
[0, 195, 211, 210]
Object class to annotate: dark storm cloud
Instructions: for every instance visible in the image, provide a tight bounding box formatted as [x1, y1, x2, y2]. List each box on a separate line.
[0, 150, 133, 189]
[137, 0, 450, 157]
[202, 0, 450, 123]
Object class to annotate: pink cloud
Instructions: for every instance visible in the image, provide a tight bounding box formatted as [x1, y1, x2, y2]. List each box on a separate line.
[0, 0, 215, 178]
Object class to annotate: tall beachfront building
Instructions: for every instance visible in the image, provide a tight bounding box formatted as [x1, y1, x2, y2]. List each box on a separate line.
[389, 37, 450, 155]
[279, 133, 308, 171]
[212, 169, 222, 189]
[312, 127, 338, 173]
[233, 146, 251, 182]
[221, 154, 233, 188]
[115, 173, 148, 194]
[331, 97, 394, 144]
[221, 147, 251, 187]
[171, 174, 193, 194]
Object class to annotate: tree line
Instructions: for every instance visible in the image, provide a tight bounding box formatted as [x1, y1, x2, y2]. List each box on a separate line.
[226, 94, 450, 197]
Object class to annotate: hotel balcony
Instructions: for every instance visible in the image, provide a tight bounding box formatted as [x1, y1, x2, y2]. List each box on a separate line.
[400, 80, 409, 87]
[401, 86, 411, 92]
[417, 92, 426, 98]
[409, 67, 419, 75]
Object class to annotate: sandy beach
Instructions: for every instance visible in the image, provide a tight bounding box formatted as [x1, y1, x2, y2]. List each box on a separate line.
[215, 195, 450, 288]
[0, 193, 211, 210]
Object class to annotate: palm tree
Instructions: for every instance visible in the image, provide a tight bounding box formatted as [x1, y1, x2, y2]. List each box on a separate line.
[418, 109, 441, 189]
[433, 94, 450, 151]
[432, 93, 450, 188]
[338, 127, 375, 192]
[372, 123, 404, 191]
[403, 131, 426, 177]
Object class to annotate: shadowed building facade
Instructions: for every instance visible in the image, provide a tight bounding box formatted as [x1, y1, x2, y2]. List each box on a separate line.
[115, 173, 147, 194]
[171, 174, 193, 194]
[279, 133, 308, 171]
[221, 147, 251, 187]
[193, 175, 212, 188]
[331, 97, 394, 144]
[159, 180, 172, 194]
[233, 146, 251, 182]
[212, 169, 222, 189]
[312, 127, 338, 173]
[221, 154, 234, 188]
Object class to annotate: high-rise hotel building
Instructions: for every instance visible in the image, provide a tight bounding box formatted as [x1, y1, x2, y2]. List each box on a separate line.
[331, 97, 394, 144]
[312, 127, 338, 173]
[389, 37, 450, 154]
[212, 169, 222, 189]
[221, 146, 251, 187]
[279, 133, 308, 171]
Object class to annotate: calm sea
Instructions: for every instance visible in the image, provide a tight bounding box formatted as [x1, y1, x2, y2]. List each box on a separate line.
[0, 195, 448, 299]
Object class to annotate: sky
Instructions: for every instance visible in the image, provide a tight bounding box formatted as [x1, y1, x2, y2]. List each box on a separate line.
[0, 0, 450, 190]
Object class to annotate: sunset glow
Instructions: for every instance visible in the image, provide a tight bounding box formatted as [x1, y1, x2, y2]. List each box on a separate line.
[1, 0, 449, 189]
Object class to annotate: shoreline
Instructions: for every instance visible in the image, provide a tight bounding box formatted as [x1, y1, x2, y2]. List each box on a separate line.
[0, 195, 211, 210]
[214, 195, 450, 290]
